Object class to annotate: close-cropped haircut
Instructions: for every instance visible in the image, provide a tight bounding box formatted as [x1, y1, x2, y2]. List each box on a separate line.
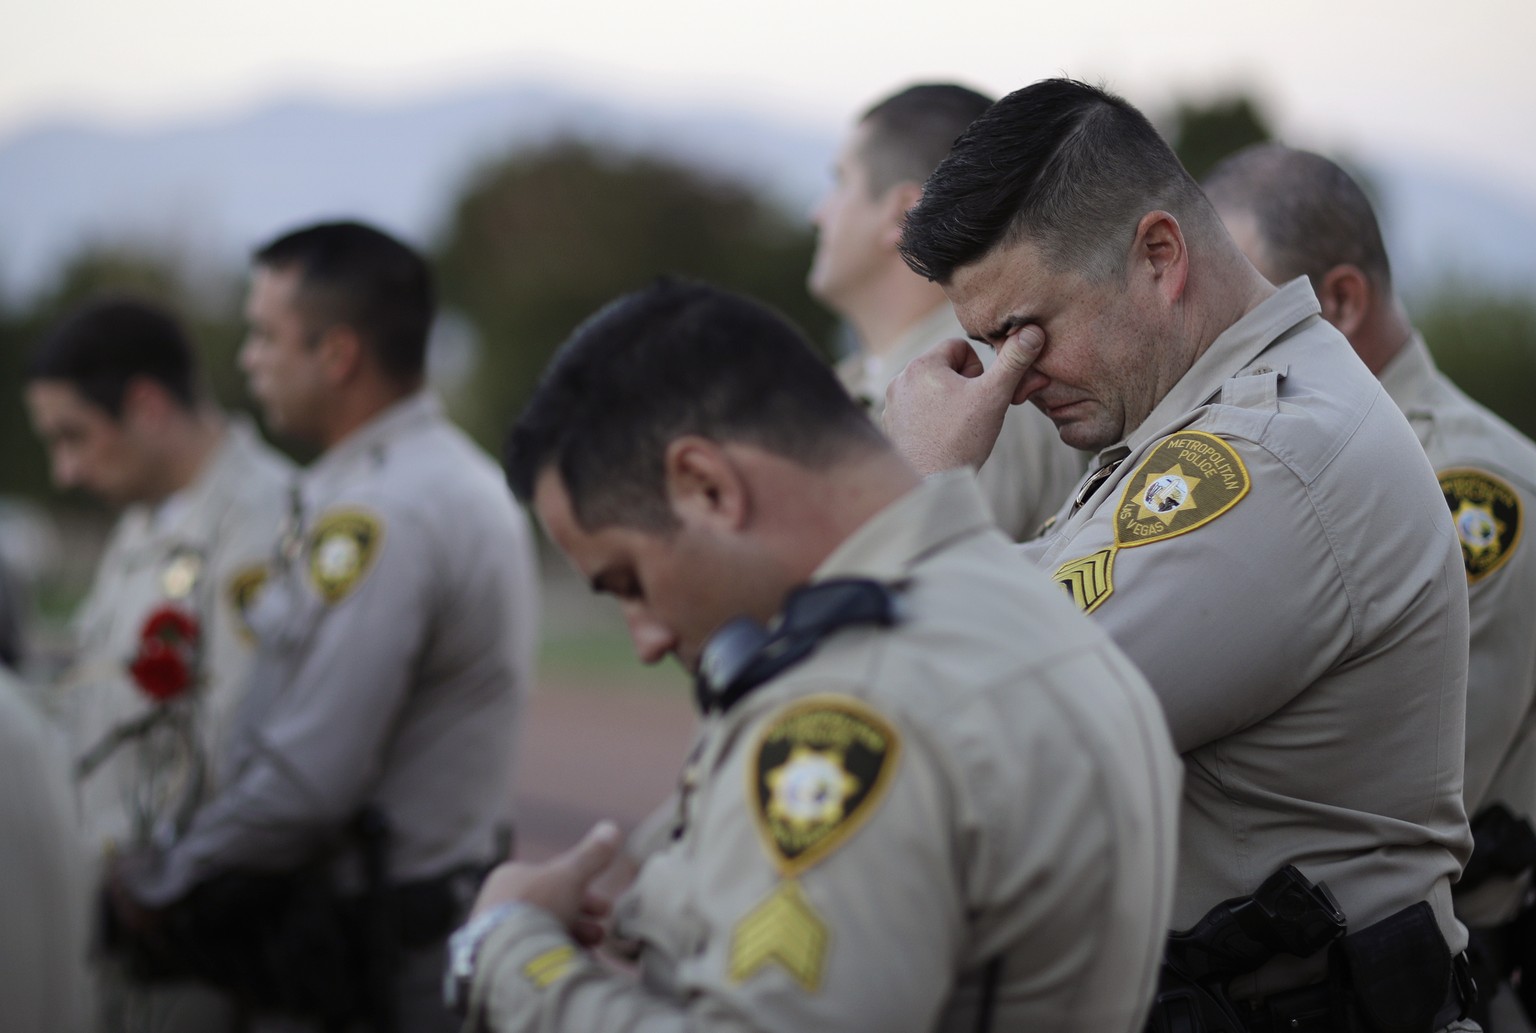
[900, 78, 1210, 285]
[505, 280, 885, 531]
[1202, 143, 1392, 293]
[858, 84, 994, 197]
[254, 221, 434, 383]
[26, 298, 199, 418]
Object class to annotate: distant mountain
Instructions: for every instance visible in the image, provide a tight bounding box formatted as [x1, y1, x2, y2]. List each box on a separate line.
[0, 81, 1532, 305]
[0, 81, 838, 305]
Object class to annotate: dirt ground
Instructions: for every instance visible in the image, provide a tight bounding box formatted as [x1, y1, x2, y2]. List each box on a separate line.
[509, 676, 698, 862]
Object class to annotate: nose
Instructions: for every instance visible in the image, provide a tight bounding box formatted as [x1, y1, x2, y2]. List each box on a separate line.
[810, 191, 830, 228]
[623, 608, 677, 666]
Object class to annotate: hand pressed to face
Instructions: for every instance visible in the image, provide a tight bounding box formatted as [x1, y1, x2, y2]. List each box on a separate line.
[470, 821, 622, 947]
[938, 229, 1184, 455]
[881, 328, 1046, 475]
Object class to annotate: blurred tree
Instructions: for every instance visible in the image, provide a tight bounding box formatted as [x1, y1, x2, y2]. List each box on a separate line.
[1414, 285, 1536, 440]
[1168, 94, 1273, 182]
[434, 141, 834, 450]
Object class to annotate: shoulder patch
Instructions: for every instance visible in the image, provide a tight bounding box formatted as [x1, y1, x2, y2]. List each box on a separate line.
[750, 695, 899, 877]
[1115, 431, 1250, 548]
[1054, 548, 1116, 614]
[307, 509, 383, 604]
[730, 881, 828, 992]
[1440, 468, 1522, 582]
[226, 563, 270, 642]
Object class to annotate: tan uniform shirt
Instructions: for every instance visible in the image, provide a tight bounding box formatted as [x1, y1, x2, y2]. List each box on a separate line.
[468, 471, 1182, 1033]
[1381, 334, 1536, 928]
[1025, 280, 1472, 996]
[128, 393, 539, 904]
[838, 303, 1088, 540]
[0, 669, 91, 1033]
[58, 417, 293, 857]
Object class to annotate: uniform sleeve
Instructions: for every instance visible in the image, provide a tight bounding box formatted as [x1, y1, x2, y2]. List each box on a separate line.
[976, 402, 1087, 541]
[1459, 493, 1536, 814]
[466, 691, 966, 1033]
[132, 503, 435, 903]
[1081, 441, 1352, 754]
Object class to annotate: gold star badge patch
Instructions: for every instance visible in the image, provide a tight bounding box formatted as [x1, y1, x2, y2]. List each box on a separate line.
[226, 563, 270, 642]
[751, 696, 899, 876]
[1115, 432, 1250, 547]
[307, 509, 383, 604]
[1440, 469, 1522, 582]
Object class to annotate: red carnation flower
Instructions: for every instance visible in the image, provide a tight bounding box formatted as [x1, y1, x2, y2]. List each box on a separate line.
[128, 605, 201, 703]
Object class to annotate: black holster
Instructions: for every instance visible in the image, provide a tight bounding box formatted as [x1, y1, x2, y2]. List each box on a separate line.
[1146, 868, 1472, 1033]
[1459, 804, 1536, 894]
[103, 808, 471, 1032]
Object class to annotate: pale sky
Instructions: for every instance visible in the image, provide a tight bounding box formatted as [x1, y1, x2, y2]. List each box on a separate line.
[6, 0, 1536, 204]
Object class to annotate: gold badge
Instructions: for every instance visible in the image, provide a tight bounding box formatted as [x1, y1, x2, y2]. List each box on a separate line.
[307, 510, 383, 604]
[1115, 432, 1250, 548]
[160, 549, 203, 599]
[523, 945, 577, 989]
[730, 881, 828, 992]
[226, 564, 270, 642]
[1440, 468, 1523, 582]
[751, 695, 899, 876]
[1054, 548, 1116, 614]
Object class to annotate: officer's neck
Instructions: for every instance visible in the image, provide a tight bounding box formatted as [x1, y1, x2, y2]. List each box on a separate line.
[844, 272, 952, 362]
[314, 376, 422, 452]
[143, 406, 227, 505]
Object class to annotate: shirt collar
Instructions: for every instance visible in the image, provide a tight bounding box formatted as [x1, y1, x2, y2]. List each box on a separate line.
[812, 469, 996, 584]
[1121, 278, 1321, 456]
[1375, 332, 1437, 415]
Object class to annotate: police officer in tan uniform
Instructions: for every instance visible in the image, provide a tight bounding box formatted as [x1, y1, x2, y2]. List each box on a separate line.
[0, 666, 92, 1033]
[1205, 144, 1536, 1032]
[26, 299, 292, 1033]
[443, 281, 1182, 1032]
[885, 81, 1477, 1031]
[809, 84, 1086, 540]
[113, 222, 540, 1033]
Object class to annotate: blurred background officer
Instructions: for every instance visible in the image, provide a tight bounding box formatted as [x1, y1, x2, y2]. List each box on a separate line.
[808, 83, 1086, 540]
[0, 664, 92, 1033]
[111, 221, 540, 1033]
[25, 298, 293, 1032]
[884, 80, 1476, 1031]
[1205, 144, 1536, 1032]
[448, 280, 1182, 1032]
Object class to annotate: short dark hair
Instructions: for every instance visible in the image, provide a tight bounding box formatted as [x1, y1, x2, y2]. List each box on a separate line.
[26, 298, 199, 418]
[900, 78, 1210, 285]
[1202, 143, 1392, 293]
[253, 220, 434, 383]
[506, 280, 885, 530]
[858, 84, 994, 196]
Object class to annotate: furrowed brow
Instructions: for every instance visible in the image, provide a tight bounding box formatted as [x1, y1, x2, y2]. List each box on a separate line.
[976, 313, 1034, 346]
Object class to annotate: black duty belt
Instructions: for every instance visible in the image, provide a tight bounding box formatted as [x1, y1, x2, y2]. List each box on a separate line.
[1232, 949, 1475, 1033]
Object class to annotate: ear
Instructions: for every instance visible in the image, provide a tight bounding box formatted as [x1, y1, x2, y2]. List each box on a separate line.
[315, 324, 365, 385]
[1315, 264, 1372, 338]
[1131, 211, 1189, 303]
[119, 376, 173, 430]
[663, 437, 749, 531]
[881, 182, 925, 248]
